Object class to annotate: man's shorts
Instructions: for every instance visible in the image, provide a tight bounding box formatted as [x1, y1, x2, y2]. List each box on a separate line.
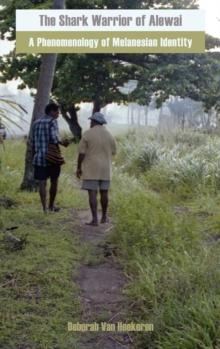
[82, 180, 110, 191]
[34, 165, 61, 181]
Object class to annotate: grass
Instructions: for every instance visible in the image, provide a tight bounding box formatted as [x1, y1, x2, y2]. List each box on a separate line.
[2, 128, 220, 349]
[110, 129, 220, 349]
[0, 140, 86, 349]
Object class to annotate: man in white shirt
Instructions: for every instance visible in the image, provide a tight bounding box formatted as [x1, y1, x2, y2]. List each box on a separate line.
[76, 112, 117, 226]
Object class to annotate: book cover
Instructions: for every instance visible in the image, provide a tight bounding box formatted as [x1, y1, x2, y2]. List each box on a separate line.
[0, 1, 220, 348]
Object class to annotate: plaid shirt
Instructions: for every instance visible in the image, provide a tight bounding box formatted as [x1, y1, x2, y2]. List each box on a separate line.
[31, 115, 59, 167]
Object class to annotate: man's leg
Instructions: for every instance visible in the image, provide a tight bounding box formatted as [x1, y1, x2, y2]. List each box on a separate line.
[34, 166, 48, 212]
[39, 180, 47, 212]
[87, 190, 98, 226]
[49, 179, 58, 211]
[100, 190, 109, 223]
[48, 165, 61, 211]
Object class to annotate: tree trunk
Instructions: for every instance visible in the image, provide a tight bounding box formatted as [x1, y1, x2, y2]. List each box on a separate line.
[127, 104, 130, 125]
[92, 98, 102, 113]
[137, 107, 141, 126]
[215, 110, 220, 129]
[181, 113, 185, 130]
[21, 55, 58, 190]
[200, 111, 206, 129]
[20, 0, 65, 191]
[158, 107, 163, 129]
[131, 104, 134, 125]
[144, 106, 148, 126]
[61, 104, 82, 142]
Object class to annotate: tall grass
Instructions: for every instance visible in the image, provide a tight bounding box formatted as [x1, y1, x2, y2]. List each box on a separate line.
[111, 129, 220, 348]
[0, 140, 84, 349]
[117, 130, 220, 197]
[2, 130, 220, 348]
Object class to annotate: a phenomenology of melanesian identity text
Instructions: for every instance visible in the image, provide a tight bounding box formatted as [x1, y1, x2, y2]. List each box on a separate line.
[16, 10, 205, 53]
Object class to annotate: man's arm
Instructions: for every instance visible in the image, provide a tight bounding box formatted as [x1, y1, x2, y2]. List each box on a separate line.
[50, 120, 70, 147]
[76, 153, 85, 178]
[50, 119, 60, 145]
[76, 133, 87, 178]
[111, 136, 117, 156]
[59, 139, 70, 147]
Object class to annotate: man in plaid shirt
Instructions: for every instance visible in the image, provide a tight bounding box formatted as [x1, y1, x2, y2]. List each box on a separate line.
[31, 103, 68, 212]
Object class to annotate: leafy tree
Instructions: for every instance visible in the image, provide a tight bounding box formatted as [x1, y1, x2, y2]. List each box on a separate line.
[128, 52, 220, 120]
[165, 97, 204, 129]
[1, 0, 220, 190]
[21, 0, 66, 190]
[0, 0, 51, 40]
[53, 54, 136, 134]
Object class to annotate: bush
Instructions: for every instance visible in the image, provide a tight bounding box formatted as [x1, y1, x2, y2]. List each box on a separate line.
[117, 130, 220, 196]
[111, 180, 220, 349]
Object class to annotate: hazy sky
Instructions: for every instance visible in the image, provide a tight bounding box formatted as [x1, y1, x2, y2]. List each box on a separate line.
[0, 0, 219, 56]
[199, 0, 220, 38]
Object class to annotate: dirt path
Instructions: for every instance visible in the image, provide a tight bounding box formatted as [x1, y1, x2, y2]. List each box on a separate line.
[73, 209, 133, 349]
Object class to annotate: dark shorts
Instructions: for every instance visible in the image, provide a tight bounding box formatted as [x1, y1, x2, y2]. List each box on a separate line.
[34, 165, 61, 181]
[82, 180, 110, 191]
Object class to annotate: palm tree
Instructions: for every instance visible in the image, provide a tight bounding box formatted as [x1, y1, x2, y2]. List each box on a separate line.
[21, 0, 66, 190]
[0, 97, 27, 136]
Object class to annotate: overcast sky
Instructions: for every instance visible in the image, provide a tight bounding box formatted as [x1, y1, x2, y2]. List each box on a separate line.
[0, 1, 220, 56]
[199, 0, 220, 38]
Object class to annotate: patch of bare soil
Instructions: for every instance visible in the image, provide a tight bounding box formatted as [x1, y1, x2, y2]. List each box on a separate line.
[73, 209, 132, 349]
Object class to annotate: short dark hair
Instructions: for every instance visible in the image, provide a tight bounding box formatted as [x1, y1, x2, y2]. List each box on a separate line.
[45, 103, 59, 115]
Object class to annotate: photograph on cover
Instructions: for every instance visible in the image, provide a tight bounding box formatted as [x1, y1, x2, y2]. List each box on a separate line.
[0, 0, 220, 348]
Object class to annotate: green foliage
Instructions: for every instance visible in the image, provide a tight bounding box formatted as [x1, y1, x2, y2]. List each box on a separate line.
[136, 143, 159, 171]
[133, 53, 220, 111]
[118, 138, 160, 173]
[111, 135, 220, 347]
[0, 140, 86, 348]
[2, 128, 220, 349]
[0, 0, 52, 40]
[0, 0, 209, 113]
[53, 54, 135, 107]
[117, 129, 220, 198]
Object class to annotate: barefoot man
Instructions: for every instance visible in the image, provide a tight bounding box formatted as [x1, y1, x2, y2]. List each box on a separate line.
[31, 103, 69, 212]
[76, 112, 117, 226]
